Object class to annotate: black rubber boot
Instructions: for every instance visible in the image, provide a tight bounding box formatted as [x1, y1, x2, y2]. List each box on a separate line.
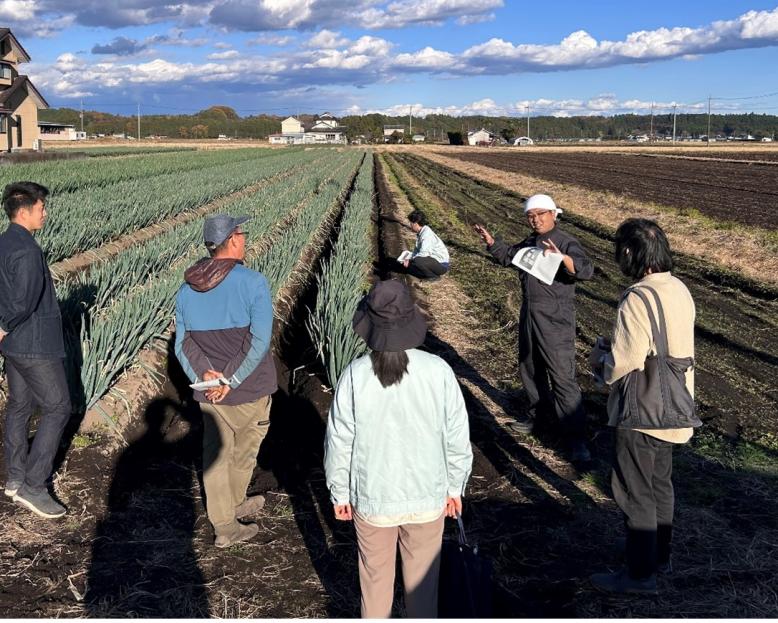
[626, 528, 657, 581]
[657, 524, 673, 574]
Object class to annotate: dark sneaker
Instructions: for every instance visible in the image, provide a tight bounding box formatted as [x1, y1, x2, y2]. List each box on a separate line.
[13, 487, 66, 519]
[214, 522, 259, 549]
[235, 495, 266, 519]
[590, 568, 657, 595]
[4, 480, 23, 497]
[507, 417, 534, 435]
[569, 439, 592, 463]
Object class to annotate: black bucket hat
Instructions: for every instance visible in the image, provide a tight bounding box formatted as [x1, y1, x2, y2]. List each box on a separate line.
[352, 280, 427, 352]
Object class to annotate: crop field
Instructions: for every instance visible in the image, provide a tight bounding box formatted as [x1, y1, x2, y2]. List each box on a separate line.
[46, 145, 198, 157]
[445, 149, 778, 229]
[0, 145, 776, 617]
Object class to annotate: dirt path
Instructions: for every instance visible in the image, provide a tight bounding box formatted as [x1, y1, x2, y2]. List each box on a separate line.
[413, 148, 778, 286]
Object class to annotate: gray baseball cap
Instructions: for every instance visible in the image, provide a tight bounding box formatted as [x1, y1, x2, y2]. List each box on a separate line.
[203, 214, 251, 248]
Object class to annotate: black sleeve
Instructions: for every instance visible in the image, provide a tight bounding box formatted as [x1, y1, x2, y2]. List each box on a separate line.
[0, 250, 45, 333]
[487, 236, 530, 267]
[562, 236, 594, 281]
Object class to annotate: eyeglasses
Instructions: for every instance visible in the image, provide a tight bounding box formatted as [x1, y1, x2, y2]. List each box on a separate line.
[526, 210, 552, 220]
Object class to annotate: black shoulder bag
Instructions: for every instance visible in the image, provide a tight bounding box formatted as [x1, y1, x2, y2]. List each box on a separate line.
[616, 286, 702, 430]
[438, 512, 493, 618]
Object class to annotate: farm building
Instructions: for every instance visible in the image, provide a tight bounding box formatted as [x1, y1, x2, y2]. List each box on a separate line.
[468, 128, 496, 146]
[0, 28, 48, 152]
[412, 134, 425, 143]
[513, 136, 534, 146]
[38, 121, 86, 141]
[383, 125, 405, 142]
[269, 113, 346, 145]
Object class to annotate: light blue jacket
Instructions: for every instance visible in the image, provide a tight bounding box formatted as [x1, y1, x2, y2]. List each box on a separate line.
[324, 349, 473, 517]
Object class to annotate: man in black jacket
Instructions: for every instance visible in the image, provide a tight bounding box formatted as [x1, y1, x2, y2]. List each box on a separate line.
[0, 182, 71, 518]
[474, 194, 593, 462]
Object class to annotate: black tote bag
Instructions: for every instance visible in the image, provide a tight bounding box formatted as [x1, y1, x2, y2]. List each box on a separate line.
[438, 513, 493, 618]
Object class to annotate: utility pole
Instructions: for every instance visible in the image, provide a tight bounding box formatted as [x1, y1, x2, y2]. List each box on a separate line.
[409, 105, 413, 138]
[79, 99, 84, 133]
[649, 101, 654, 141]
[526, 105, 530, 139]
[137, 102, 141, 140]
[672, 104, 677, 144]
[707, 96, 712, 146]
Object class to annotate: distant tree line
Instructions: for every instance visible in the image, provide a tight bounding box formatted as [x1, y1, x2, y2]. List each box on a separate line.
[39, 106, 778, 142]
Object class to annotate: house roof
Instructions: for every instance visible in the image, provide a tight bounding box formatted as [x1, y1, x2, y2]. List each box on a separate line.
[0, 29, 32, 63]
[38, 121, 75, 128]
[0, 75, 49, 109]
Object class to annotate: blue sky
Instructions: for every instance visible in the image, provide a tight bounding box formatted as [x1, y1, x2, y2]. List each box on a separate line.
[4, 0, 778, 117]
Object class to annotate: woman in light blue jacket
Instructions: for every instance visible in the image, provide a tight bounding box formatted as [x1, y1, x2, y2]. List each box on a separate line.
[324, 279, 473, 618]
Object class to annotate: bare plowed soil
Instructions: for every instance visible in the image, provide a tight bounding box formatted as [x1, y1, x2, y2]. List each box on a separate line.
[445, 150, 778, 229]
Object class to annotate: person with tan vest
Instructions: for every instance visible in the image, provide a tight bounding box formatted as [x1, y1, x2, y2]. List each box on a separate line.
[589, 218, 701, 595]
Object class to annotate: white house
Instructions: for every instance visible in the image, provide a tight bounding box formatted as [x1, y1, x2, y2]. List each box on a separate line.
[309, 112, 339, 130]
[412, 134, 425, 143]
[269, 112, 346, 145]
[281, 116, 304, 134]
[467, 128, 495, 146]
[38, 121, 85, 141]
[513, 136, 534, 146]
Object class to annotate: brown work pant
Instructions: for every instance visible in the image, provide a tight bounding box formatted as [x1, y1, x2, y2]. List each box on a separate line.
[200, 396, 271, 539]
[353, 513, 444, 618]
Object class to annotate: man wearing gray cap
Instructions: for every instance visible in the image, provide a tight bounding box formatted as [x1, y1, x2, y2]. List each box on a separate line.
[174, 214, 277, 548]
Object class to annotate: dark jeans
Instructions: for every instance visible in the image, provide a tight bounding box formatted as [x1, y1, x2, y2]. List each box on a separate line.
[407, 257, 449, 280]
[519, 310, 585, 438]
[612, 428, 675, 578]
[3, 356, 71, 493]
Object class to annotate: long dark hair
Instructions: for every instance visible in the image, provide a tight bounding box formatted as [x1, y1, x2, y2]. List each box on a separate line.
[614, 218, 673, 279]
[370, 350, 409, 387]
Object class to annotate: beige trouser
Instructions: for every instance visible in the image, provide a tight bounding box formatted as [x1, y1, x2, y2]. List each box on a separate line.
[353, 513, 445, 618]
[200, 396, 271, 538]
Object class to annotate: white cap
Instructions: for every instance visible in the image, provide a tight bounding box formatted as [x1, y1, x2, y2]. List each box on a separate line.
[524, 193, 563, 214]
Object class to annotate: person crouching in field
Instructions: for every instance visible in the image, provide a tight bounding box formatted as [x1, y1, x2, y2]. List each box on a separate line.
[400, 210, 450, 281]
[324, 280, 473, 618]
[174, 215, 277, 548]
[0, 182, 72, 519]
[589, 219, 701, 595]
[473, 193, 593, 463]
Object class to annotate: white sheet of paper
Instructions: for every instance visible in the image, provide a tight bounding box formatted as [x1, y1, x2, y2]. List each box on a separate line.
[397, 250, 413, 262]
[510, 247, 564, 286]
[190, 377, 229, 391]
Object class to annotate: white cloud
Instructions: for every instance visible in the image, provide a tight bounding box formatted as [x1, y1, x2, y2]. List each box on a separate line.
[349, 36, 393, 57]
[0, 0, 36, 21]
[459, 7, 778, 74]
[207, 49, 240, 60]
[347, 96, 741, 118]
[306, 29, 350, 49]
[246, 34, 295, 46]
[393, 46, 457, 69]
[213, 42, 232, 49]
